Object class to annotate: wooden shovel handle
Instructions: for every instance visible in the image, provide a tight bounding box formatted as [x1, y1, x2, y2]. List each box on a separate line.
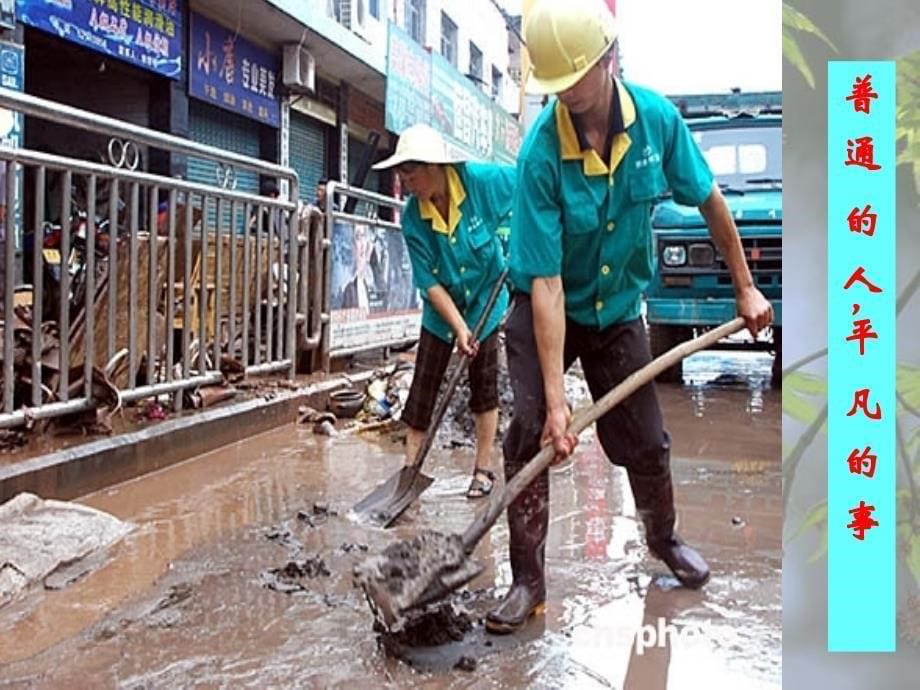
[462, 316, 746, 550]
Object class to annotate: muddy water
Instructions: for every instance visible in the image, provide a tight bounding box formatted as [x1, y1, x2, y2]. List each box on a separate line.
[0, 353, 780, 689]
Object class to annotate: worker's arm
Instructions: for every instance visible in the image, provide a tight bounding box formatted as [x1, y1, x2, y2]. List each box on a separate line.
[532, 276, 577, 459]
[699, 184, 774, 336]
[427, 285, 478, 357]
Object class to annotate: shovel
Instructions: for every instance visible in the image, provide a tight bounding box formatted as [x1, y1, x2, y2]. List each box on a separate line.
[349, 269, 510, 528]
[354, 317, 746, 629]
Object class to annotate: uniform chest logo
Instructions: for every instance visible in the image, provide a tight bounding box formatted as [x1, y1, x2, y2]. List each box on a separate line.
[635, 145, 662, 169]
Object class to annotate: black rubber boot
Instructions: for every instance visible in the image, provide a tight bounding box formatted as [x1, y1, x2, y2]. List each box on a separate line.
[485, 468, 549, 634]
[629, 470, 710, 589]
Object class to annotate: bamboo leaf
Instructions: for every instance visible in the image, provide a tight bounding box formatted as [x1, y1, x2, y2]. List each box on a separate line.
[808, 523, 828, 563]
[783, 34, 814, 89]
[785, 371, 827, 397]
[896, 51, 920, 197]
[782, 389, 819, 424]
[908, 534, 920, 582]
[782, 4, 837, 51]
[897, 363, 920, 410]
[791, 500, 827, 542]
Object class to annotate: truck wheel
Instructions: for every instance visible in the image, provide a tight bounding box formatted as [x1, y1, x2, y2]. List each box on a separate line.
[648, 324, 692, 383]
[771, 327, 782, 388]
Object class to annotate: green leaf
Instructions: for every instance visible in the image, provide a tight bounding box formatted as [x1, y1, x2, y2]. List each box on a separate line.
[783, 34, 815, 89]
[808, 523, 828, 563]
[896, 51, 920, 198]
[908, 534, 920, 583]
[909, 427, 920, 466]
[783, 2, 837, 53]
[897, 363, 920, 410]
[791, 500, 827, 542]
[785, 371, 827, 397]
[781, 4, 840, 90]
[782, 4, 837, 51]
[782, 388, 820, 424]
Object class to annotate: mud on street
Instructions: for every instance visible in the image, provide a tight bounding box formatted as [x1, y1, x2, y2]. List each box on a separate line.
[0, 352, 780, 689]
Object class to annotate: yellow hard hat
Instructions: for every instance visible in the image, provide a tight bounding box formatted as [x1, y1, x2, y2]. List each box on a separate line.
[525, 0, 617, 95]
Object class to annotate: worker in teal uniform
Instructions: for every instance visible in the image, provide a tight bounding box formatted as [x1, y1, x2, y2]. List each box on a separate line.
[373, 124, 515, 498]
[486, 0, 774, 633]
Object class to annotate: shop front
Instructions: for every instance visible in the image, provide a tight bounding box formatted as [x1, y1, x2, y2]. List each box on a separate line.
[186, 10, 280, 196]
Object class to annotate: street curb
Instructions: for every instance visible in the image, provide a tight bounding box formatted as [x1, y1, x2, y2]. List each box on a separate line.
[0, 372, 383, 502]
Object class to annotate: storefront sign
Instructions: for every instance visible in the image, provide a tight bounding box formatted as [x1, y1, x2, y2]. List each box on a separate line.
[189, 12, 280, 127]
[430, 52, 493, 161]
[329, 218, 421, 353]
[18, 0, 183, 79]
[384, 22, 431, 135]
[0, 0, 15, 30]
[385, 22, 521, 164]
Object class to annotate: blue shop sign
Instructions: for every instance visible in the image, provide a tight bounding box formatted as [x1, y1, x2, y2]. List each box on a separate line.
[189, 12, 280, 128]
[18, 0, 183, 79]
[0, 41, 23, 95]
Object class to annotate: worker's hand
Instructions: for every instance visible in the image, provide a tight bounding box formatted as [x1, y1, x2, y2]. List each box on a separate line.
[456, 327, 479, 358]
[541, 403, 578, 466]
[736, 285, 774, 338]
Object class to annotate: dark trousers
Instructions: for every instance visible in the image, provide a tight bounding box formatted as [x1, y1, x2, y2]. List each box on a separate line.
[502, 293, 670, 476]
[500, 293, 675, 589]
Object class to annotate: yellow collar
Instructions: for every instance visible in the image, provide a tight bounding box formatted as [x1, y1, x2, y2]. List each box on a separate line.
[419, 165, 466, 235]
[556, 79, 636, 177]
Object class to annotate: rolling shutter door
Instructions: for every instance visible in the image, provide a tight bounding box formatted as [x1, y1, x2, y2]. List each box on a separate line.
[187, 100, 260, 194]
[289, 111, 327, 204]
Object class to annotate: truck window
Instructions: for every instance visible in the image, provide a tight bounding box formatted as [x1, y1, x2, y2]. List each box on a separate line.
[693, 125, 782, 188]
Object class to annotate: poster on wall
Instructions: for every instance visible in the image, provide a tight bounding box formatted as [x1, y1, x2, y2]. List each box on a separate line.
[328, 218, 421, 353]
[17, 0, 184, 79]
[189, 12, 281, 128]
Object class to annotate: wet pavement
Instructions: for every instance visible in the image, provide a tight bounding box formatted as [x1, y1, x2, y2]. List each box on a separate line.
[0, 351, 780, 689]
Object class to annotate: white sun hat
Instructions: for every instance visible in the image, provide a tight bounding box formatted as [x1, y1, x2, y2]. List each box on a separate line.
[372, 123, 468, 170]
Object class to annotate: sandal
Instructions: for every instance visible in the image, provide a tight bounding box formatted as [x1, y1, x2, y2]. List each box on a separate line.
[466, 469, 496, 499]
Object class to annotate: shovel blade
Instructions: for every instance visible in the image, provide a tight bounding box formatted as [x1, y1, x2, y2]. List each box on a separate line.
[411, 557, 484, 611]
[349, 466, 435, 527]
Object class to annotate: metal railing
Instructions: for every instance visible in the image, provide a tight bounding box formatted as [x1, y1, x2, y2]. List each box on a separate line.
[0, 88, 308, 430]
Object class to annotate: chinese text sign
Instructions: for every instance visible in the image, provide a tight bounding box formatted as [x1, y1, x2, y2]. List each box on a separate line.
[189, 12, 280, 128]
[19, 0, 183, 79]
[827, 61, 896, 652]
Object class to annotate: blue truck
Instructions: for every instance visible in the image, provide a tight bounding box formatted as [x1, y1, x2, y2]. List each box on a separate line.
[645, 90, 782, 386]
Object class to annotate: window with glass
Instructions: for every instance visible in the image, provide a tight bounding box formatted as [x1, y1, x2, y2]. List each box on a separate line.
[491, 65, 502, 100]
[406, 0, 425, 44]
[469, 42, 483, 84]
[441, 12, 458, 66]
[693, 124, 782, 190]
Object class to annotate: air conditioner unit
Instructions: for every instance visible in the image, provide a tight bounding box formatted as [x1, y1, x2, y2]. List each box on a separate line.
[282, 45, 316, 94]
[352, 0, 366, 32]
[338, 0, 367, 36]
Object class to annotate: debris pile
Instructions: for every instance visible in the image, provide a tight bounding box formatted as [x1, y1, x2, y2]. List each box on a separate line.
[0, 307, 121, 441]
[437, 344, 591, 449]
[260, 556, 331, 594]
[353, 530, 482, 631]
[296, 502, 337, 528]
[376, 602, 473, 650]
